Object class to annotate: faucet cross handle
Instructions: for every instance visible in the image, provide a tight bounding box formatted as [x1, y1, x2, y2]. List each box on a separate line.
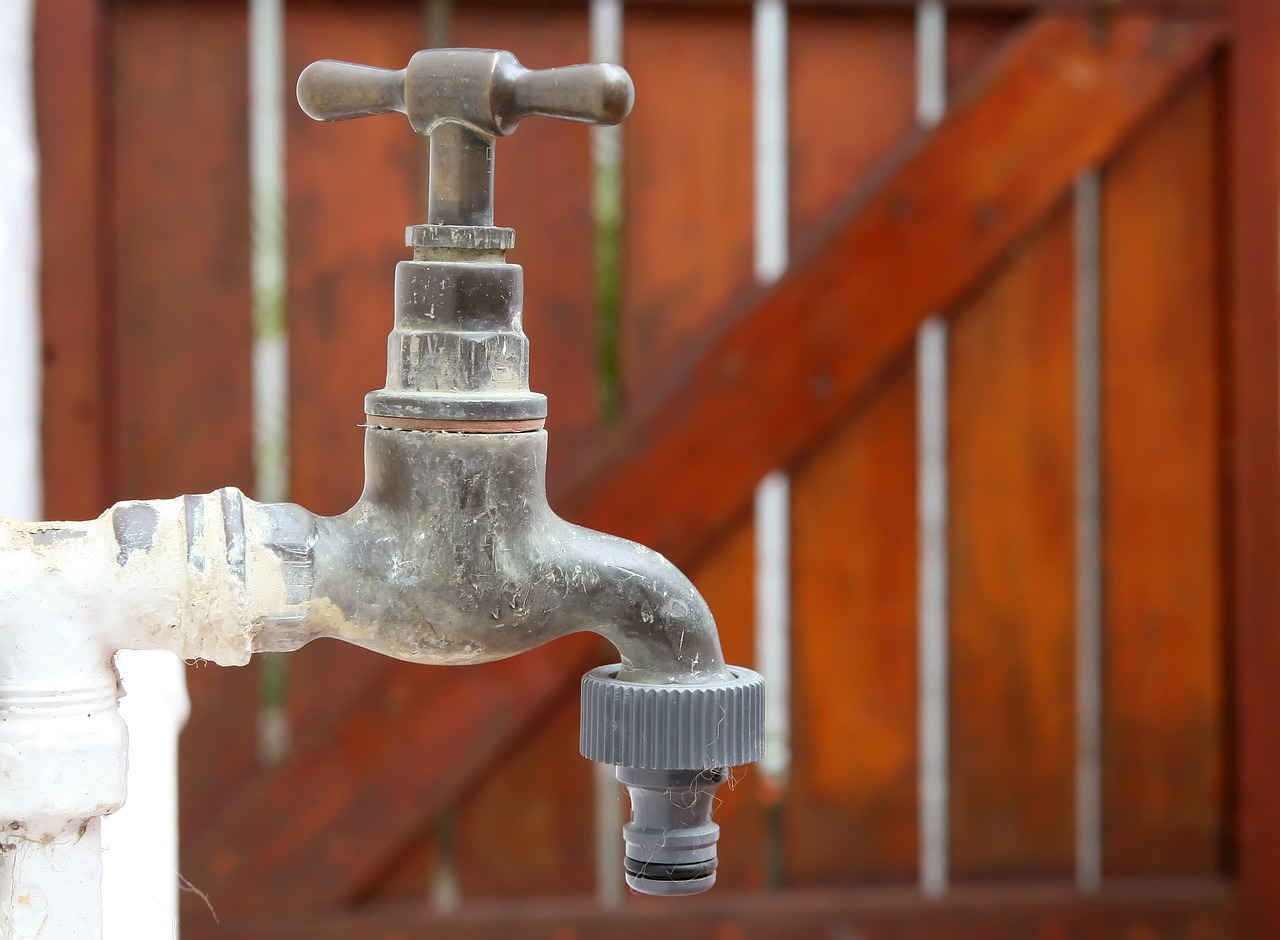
[297, 49, 634, 227]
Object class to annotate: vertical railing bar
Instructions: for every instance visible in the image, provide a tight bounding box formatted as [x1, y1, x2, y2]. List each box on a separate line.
[427, 0, 453, 48]
[250, 0, 287, 508]
[249, 0, 291, 767]
[915, 0, 949, 899]
[1073, 169, 1104, 893]
[589, 0, 627, 907]
[753, 0, 791, 888]
[591, 0, 625, 423]
[753, 0, 788, 285]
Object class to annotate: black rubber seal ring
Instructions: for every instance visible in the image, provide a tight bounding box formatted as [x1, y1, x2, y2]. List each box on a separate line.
[623, 856, 718, 882]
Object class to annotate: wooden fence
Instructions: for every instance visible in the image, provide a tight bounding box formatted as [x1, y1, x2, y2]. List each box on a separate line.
[34, 0, 1280, 936]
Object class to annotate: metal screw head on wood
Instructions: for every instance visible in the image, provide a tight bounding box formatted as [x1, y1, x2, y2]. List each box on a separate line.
[296, 49, 634, 227]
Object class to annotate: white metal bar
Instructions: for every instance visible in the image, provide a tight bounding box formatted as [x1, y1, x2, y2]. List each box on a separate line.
[593, 762, 623, 906]
[755, 471, 792, 782]
[589, 0, 627, 905]
[0, 0, 41, 522]
[250, 0, 288, 508]
[916, 1, 947, 127]
[249, 0, 291, 769]
[915, 0, 949, 898]
[753, 0, 788, 284]
[916, 318, 949, 897]
[1074, 169, 1103, 893]
[103, 652, 190, 940]
[753, 0, 792, 789]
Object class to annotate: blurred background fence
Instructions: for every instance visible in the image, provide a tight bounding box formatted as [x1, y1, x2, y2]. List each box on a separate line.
[34, 0, 1280, 936]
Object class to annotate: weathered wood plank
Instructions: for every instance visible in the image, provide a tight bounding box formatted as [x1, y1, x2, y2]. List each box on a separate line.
[1101, 74, 1225, 876]
[788, 8, 915, 238]
[35, 0, 114, 519]
[948, 205, 1077, 880]
[180, 636, 604, 921]
[620, 4, 754, 407]
[107, 0, 260, 843]
[455, 694, 596, 899]
[789, 363, 919, 883]
[184, 877, 1238, 940]
[948, 11, 1025, 92]
[444, 0, 1223, 12]
[784, 6, 919, 886]
[111, 0, 253, 501]
[1227, 0, 1280, 935]
[557, 14, 1224, 571]
[182, 12, 1225, 909]
[285, 1, 422, 517]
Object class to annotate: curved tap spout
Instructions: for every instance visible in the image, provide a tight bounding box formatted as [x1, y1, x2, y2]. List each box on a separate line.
[248, 428, 729, 685]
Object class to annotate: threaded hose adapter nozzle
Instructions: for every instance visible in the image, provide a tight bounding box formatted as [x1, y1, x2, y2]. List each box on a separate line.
[579, 664, 764, 896]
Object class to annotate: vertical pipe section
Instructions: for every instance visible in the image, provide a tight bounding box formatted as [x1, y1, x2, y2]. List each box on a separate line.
[590, 0, 626, 905]
[915, 0, 949, 897]
[0, 0, 40, 522]
[2, 819, 104, 940]
[250, 0, 291, 766]
[102, 654, 190, 940]
[1073, 170, 1103, 892]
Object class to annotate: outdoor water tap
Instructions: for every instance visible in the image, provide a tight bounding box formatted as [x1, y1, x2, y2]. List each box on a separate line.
[287, 49, 766, 895]
[0, 51, 761, 925]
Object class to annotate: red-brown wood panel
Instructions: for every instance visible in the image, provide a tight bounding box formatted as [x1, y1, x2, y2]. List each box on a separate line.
[947, 12, 1024, 94]
[620, 5, 753, 408]
[788, 9, 915, 239]
[109, 0, 261, 839]
[1228, 1, 1280, 934]
[788, 366, 919, 884]
[1101, 73, 1225, 876]
[948, 205, 1077, 880]
[455, 693, 597, 899]
[36, 0, 114, 520]
[285, 1, 423, 517]
[190, 877, 1237, 940]
[280, 0, 425, 747]
[561, 14, 1221, 569]
[785, 7, 918, 886]
[453, 3, 598, 477]
[111, 0, 253, 500]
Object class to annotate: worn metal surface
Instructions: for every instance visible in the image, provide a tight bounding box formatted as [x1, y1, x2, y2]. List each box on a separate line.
[240, 427, 728, 684]
[297, 49, 632, 226]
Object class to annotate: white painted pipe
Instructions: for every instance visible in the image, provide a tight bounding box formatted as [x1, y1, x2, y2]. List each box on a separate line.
[0, 495, 271, 940]
[1, 818, 103, 939]
[102, 652, 190, 940]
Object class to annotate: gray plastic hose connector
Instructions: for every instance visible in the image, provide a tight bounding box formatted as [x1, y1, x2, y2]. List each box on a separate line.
[580, 664, 764, 897]
[579, 664, 765, 770]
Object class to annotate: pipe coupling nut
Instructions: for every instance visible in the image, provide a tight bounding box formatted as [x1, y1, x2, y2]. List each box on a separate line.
[579, 664, 764, 770]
